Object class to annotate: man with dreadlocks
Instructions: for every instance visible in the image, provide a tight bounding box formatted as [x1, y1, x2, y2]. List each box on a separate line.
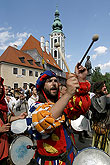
[27, 64, 91, 165]
[91, 81, 110, 155]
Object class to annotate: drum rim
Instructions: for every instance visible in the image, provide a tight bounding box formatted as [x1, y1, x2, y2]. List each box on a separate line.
[9, 135, 34, 165]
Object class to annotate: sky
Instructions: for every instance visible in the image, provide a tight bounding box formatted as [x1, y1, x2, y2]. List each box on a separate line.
[0, 0, 110, 74]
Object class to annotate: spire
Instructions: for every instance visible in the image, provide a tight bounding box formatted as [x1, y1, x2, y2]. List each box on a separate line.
[51, 7, 63, 34]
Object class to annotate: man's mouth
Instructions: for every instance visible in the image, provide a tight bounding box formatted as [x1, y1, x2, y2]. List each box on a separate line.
[50, 88, 57, 92]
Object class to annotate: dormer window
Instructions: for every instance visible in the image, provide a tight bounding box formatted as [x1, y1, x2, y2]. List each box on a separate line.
[35, 62, 41, 67]
[28, 59, 33, 65]
[19, 57, 25, 63]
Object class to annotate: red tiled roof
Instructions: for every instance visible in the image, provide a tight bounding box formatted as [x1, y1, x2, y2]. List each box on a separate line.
[21, 35, 62, 70]
[0, 46, 43, 69]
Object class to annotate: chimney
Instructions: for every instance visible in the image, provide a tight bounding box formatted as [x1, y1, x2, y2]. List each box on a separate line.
[40, 36, 45, 51]
[13, 44, 18, 49]
[45, 40, 49, 54]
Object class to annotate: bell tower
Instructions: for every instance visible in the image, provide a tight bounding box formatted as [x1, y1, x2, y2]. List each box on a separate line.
[50, 8, 65, 71]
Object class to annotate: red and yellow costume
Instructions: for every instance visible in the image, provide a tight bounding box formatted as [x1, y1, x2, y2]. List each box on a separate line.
[27, 76, 91, 164]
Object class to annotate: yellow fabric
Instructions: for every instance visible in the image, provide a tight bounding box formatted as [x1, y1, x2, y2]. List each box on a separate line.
[51, 133, 59, 141]
[43, 143, 58, 153]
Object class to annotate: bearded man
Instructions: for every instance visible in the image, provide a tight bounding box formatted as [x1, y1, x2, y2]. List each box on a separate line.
[27, 64, 91, 165]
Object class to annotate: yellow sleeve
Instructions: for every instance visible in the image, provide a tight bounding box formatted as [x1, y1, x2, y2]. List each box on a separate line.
[32, 103, 65, 134]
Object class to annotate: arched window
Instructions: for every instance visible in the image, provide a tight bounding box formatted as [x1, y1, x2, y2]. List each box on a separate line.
[54, 50, 57, 58]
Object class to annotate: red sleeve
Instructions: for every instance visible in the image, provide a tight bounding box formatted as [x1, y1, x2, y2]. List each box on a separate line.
[64, 81, 91, 120]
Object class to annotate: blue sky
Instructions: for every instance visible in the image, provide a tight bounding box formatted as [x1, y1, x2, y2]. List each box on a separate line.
[0, 0, 110, 74]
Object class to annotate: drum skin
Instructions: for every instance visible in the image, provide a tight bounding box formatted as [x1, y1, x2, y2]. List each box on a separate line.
[9, 135, 35, 165]
[73, 147, 110, 165]
[11, 119, 27, 134]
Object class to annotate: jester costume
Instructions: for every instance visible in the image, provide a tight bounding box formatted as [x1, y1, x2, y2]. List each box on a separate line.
[27, 70, 91, 165]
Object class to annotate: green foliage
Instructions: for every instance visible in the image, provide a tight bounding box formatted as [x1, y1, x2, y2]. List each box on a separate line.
[91, 67, 110, 93]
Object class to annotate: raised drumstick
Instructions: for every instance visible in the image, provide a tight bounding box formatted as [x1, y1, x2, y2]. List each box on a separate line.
[54, 42, 71, 74]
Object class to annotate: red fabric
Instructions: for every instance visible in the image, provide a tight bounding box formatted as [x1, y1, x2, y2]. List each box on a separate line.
[0, 77, 9, 160]
[64, 81, 91, 119]
[0, 77, 8, 113]
[37, 125, 67, 156]
[0, 118, 9, 160]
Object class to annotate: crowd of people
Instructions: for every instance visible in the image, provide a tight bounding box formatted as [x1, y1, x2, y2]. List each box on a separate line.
[0, 63, 110, 164]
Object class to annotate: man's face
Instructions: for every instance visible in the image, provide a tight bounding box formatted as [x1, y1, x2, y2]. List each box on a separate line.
[44, 77, 59, 98]
[32, 87, 37, 95]
[102, 84, 108, 94]
[5, 86, 9, 95]
[0, 82, 3, 98]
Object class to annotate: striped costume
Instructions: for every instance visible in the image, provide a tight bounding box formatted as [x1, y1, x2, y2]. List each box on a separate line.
[26, 80, 91, 165]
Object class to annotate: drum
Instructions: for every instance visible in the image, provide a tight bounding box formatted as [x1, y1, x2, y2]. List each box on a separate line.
[11, 119, 27, 134]
[73, 147, 110, 165]
[9, 135, 35, 165]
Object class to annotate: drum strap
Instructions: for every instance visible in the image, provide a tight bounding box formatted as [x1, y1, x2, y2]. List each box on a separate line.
[35, 144, 72, 165]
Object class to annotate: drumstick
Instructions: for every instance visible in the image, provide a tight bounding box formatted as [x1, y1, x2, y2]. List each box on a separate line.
[79, 34, 99, 65]
[54, 42, 71, 74]
[55, 42, 79, 92]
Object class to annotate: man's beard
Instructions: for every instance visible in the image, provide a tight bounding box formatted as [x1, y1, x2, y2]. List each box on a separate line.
[43, 87, 58, 101]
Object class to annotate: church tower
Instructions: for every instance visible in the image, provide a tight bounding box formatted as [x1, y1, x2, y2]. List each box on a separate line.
[50, 8, 65, 71]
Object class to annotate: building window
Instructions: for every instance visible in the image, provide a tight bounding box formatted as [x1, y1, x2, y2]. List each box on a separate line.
[29, 70, 33, 76]
[22, 69, 26, 75]
[13, 68, 18, 74]
[14, 83, 18, 89]
[28, 59, 33, 65]
[23, 83, 27, 89]
[19, 57, 25, 63]
[54, 50, 57, 58]
[35, 62, 41, 67]
[35, 71, 38, 77]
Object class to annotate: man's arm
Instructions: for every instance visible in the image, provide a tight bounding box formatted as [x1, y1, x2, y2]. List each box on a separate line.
[50, 74, 79, 119]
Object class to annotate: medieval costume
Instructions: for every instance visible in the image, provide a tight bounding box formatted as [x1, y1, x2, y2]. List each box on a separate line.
[0, 77, 9, 164]
[27, 70, 91, 164]
[91, 81, 110, 155]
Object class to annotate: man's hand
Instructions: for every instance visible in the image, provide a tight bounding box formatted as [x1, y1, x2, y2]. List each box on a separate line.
[0, 123, 11, 132]
[66, 73, 79, 97]
[6, 96, 10, 103]
[19, 112, 27, 119]
[75, 63, 88, 82]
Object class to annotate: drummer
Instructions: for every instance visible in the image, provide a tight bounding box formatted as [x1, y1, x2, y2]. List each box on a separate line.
[0, 77, 27, 165]
[27, 63, 91, 164]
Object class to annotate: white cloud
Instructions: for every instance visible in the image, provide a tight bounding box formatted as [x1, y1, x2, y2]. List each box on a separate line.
[0, 26, 31, 52]
[97, 61, 110, 72]
[94, 46, 107, 54]
[66, 54, 72, 59]
[0, 31, 14, 43]
[91, 46, 108, 60]
[0, 26, 12, 31]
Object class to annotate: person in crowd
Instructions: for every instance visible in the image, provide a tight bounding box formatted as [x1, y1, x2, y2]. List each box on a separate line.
[90, 81, 110, 155]
[28, 86, 39, 113]
[5, 85, 25, 113]
[23, 85, 31, 101]
[27, 64, 91, 164]
[0, 77, 27, 165]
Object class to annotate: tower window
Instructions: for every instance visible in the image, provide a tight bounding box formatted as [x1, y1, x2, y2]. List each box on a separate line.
[54, 50, 57, 58]
[54, 39, 57, 43]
